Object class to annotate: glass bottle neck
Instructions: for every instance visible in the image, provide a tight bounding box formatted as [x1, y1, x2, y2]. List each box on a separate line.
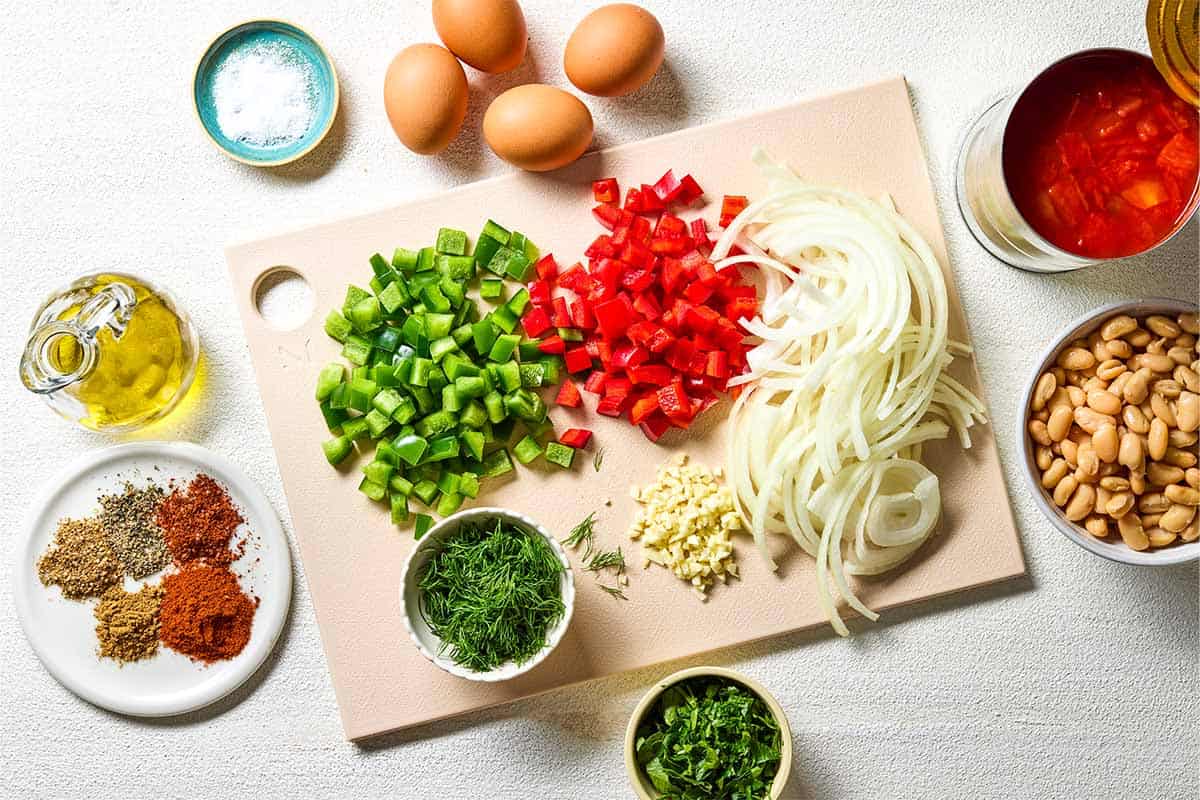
[20, 282, 136, 394]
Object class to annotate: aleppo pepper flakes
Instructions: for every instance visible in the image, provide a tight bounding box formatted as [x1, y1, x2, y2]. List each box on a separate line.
[37, 517, 124, 599]
[157, 474, 244, 565]
[94, 583, 165, 664]
[159, 564, 256, 663]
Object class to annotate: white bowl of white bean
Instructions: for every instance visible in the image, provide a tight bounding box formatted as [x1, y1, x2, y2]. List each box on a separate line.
[1022, 298, 1199, 566]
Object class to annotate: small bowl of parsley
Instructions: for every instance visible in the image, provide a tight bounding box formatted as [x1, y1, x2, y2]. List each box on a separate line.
[625, 667, 792, 800]
[400, 507, 575, 682]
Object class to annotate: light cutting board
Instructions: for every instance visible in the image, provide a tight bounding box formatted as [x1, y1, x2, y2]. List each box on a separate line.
[227, 77, 1026, 741]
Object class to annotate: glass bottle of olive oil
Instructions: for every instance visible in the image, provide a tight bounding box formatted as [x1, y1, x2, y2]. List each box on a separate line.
[20, 273, 199, 431]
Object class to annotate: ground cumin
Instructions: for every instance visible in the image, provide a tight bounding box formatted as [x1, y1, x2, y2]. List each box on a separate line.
[156, 474, 244, 565]
[94, 583, 164, 663]
[159, 564, 255, 663]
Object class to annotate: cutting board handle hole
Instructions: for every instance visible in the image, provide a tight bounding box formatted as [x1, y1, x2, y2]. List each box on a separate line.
[252, 267, 314, 331]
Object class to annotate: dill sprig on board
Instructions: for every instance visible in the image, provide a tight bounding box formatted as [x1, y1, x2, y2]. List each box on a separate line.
[418, 519, 564, 672]
[562, 511, 598, 559]
[598, 584, 628, 600]
[586, 547, 625, 573]
[593, 448, 606, 472]
[563, 511, 629, 600]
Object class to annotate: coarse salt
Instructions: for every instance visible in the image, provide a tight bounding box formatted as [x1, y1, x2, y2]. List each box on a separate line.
[211, 39, 319, 148]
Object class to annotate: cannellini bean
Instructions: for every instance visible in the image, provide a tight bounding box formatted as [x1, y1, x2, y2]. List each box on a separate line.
[1123, 404, 1151, 434]
[1177, 392, 1198, 432]
[1123, 372, 1149, 404]
[1106, 492, 1135, 518]
[1165, 485, 1200, 506]
[1139, 492, 1170, 514]
[1060, 438, 1079, 467]
[1035, 445, 1054, 471]
[1107, 338, 1133, 359]
[1131, 471, 1147, 496]
[1178, 312, 1199, 335]
[1154, 379, 1183, 399]
[1066, 385, 1087, 407]
[1076, 441, 1100, 479]
[1031, 372, 1056, 412]
[1119, 432, 1145, 471]
[1147, 462, 1185, 485]
[1053, 475, 1079, 507]
[1074, 407, 1115, 434]
[1147, 315, 1182, 338]
[1084, 516, 1109, 538]
[1058, 347, 1095, 371]
[1181, 518, 1200, 542]
[1127, 329, 1152, 348]
[1148, 417, 1169, 461]
[1141, 353, 1176, 374]
[1101, 315, 1137, 340]
[1100, 476, 1130, 492]
[1093, 424, 1119, 463]
[1142, 513, 1162, 529]
[1086, 390, 1122, 415]
[1147, 528, 1177, 547]
[1041, 458, 1069, 489]
[1175, 365, 1199, 393]
[1169, 347, 1195, 366]
[1117, 513, 1149, 550]
[1168, 429, 1197, 448]
[1187, 468, 1199, 489]
[1082, 377, 1108, 393]
[1065, 485, 1095, 521]
[1150, 393, 1177, 428]
[1160, 503, 1196, 533]
[1163, 447, 1197, 469]
[1096, 359, 1126, 381]
[1047, 407, 1073, 441]
[1029, 419, 1052, 447]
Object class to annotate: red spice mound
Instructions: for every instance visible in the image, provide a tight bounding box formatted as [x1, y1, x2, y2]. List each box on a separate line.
[157, 474, 243, 565]
[159, 564, 255, 663]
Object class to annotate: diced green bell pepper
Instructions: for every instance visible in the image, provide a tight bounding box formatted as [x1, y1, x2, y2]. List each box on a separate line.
[544, 442, 575, 469]
[324, 310, 354, 342]
[322, 436, 353, 466]
[513, 435, 543, 464]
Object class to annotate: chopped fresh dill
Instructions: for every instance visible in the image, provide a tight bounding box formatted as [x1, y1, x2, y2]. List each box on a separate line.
[593, 448, 605, 472]
[562, 511, 597, 560]
[586, 547, 625, 573]
[598, 584, 628, 600]
[417, 518, 564, 672]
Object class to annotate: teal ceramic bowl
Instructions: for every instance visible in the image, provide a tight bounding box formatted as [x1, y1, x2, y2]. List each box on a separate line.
[194, 20, 339, 166]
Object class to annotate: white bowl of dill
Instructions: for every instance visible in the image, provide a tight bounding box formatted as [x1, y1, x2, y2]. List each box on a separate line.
[400, 507, 575, 682]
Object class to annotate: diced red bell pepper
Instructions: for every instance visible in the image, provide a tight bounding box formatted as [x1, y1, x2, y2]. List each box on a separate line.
[538, 334, 566, 355]
[596, 394, 626, 417]
[559, 428, 593, 448]
[660, 257, 686, 294]
[683, 281, 713, 304]
[632, 291, 661, 320]
[593, 296, 635, 340]
[629, 363, 672, 385]
[646, 326, 676, 353]
[586, 234, 617, 259]
[604, 376, 632, 398]
[726, 296, 758, 323]
[673, 174, 704, 205]
[654, 214, 688, 238]
[651, 170, 681, 203]
[705, 350, 729, 379]
[528, 278, 552, 306]
[594, 338, 614, 367]
[696, 260, 724, 287]
[564, 346, 593, 374]
[570, 299, 595, 330]
[628, 393, 660, 425]
[623, 186, 644, 213]
[555, 379, 583, 408]
[534, 254, 559, 280]
[650, 237, 693, 256]
[592, 203, 624, 230]
[550, 296, 572, 327]
[583, 370, 607, 394]
[690, 217, 708, 244]
[629, 215, 653, 243]
[656, 377, 693, 423]
[638, 184, 665, 213]
[592, 178, 619, 204]
[612, 343, 649, 369]
[638, 412, 672, 442]
[521, 307, 553, 338]
[719, 195, 749, 227]
[557, 263, 585, 290]
[621, 241, 655, 270]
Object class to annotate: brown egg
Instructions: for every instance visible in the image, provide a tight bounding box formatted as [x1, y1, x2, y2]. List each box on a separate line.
[433, 0, 527, 74]
[383, 44, 468, 155]
[483, 84, 593, 172]
[564, 3, 664, 97]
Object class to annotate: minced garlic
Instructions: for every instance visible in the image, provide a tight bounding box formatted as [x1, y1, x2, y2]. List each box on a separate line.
[627, 453, 741, 598]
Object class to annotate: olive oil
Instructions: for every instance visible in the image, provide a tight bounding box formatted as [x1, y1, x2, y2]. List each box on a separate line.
[21, 273, 198, 431]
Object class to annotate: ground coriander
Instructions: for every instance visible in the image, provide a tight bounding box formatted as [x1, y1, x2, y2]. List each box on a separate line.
[98, 482, 171, 579]
[37, 518, 124, 599]
[94, 583, 165, 663]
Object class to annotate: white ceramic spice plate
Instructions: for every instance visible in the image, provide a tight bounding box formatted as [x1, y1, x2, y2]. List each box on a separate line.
[12, 442, 292, 716]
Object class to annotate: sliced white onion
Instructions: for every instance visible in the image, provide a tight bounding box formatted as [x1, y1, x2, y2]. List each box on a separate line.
[723, 152, 986, 636]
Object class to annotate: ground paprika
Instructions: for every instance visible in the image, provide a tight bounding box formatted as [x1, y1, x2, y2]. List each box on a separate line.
[159, 564, 256, 663]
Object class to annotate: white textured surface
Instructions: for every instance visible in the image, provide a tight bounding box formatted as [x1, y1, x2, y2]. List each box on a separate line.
[1, 2, 1196, 798]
